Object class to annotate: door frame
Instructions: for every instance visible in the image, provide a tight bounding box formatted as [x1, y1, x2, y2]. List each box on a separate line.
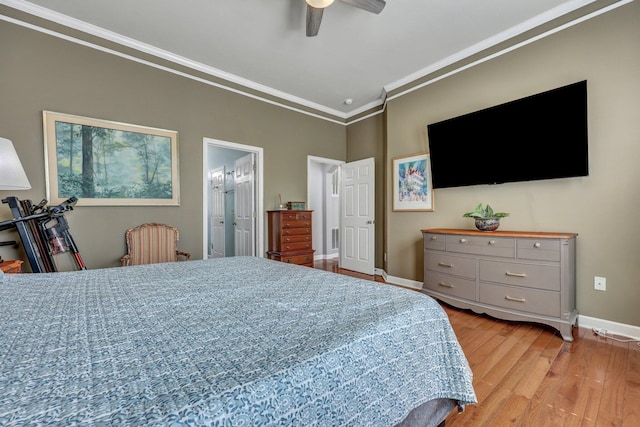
[203, 138, 264, 259]
[209, 166, 226, 258]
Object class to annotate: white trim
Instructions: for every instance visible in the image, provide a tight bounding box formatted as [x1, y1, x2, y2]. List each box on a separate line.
[314, 253, 339, 261]
[203, 138, 264, 259]
[577, 315, 640, 341]
[384, 274, 423, 290]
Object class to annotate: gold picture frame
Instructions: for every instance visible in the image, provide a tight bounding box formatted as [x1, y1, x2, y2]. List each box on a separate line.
[43, 111, 179, 206]
[392, 152, 434, 212]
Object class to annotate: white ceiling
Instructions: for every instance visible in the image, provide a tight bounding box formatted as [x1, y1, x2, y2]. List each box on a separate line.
[1, 0, 624, 120]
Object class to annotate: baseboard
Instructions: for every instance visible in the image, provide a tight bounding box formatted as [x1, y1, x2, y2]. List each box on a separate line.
[380, 268, 640, 339]
[383, 272, 423, 290]
[314, 253, 339, 261]
[577, 315, 640, 340]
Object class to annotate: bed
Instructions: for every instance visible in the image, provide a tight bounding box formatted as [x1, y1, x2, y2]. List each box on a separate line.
[0, 257, 476, 426]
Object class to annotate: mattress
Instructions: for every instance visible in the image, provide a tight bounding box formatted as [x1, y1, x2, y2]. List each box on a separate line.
[0, 256, 476, 425]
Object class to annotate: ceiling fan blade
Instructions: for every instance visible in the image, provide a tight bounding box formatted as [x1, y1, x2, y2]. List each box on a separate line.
[340, 0, 386, 14]
[306, 5, 323, 37]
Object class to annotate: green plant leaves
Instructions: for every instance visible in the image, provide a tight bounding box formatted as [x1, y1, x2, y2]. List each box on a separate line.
[462, 203, 509, 219]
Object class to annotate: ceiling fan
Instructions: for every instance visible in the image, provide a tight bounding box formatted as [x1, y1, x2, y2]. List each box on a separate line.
[305, 0, 386, 37]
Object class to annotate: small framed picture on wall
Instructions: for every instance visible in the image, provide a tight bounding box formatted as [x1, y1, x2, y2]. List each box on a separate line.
[392, 152, 434, 212]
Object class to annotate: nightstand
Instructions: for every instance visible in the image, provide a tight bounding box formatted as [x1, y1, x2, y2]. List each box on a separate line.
[0, 259, 24, 274]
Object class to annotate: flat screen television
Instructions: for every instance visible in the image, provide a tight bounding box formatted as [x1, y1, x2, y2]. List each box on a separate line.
[427, 80, 588, 189]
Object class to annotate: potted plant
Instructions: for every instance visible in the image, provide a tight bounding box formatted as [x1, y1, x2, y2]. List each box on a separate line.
[463, 203, 509, 231]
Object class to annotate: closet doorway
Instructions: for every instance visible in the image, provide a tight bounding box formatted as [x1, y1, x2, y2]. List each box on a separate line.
[202, 138, 264, 259]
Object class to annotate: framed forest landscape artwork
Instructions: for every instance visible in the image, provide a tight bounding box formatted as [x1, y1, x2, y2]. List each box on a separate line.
[43, 111, 179, 206]
[392, 152, 434, 212]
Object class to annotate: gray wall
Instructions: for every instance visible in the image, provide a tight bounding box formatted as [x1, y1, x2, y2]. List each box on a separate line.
[0, 20, 346, 268]
[350, 2, 639, 326]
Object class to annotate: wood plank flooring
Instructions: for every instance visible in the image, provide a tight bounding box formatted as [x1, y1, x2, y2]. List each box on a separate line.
[314, 259, 640, 427]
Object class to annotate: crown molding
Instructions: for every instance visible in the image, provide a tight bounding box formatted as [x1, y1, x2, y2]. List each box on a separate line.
[0, 0, 355, 123]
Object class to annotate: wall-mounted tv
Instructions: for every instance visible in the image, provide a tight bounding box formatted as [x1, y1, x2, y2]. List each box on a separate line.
[427, 80, 588, 189]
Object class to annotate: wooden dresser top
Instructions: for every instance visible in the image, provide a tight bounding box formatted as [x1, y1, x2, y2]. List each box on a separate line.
[421, 228, 577, 239]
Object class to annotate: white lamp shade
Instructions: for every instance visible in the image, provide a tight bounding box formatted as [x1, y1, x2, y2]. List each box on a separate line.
[306, 0, 335, 8]
[0, 137, 31, 190]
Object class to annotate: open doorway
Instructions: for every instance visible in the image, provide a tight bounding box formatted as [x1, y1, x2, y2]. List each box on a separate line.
[307, 156, 375, 275]
[307, 156, 343, 262]
[202, 138, 264, 259]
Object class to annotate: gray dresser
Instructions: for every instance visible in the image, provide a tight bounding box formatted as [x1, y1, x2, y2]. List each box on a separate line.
[422, 228, 577, 341]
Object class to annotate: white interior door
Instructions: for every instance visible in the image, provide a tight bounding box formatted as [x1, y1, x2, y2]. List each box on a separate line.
[340, 157, 375, 274]
[234, 153, 256, 256]
[209, 167, 225, 258]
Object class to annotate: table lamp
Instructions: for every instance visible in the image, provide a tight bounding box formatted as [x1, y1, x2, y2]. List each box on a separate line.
[0, 137, 31, 262]
[0, 137, 31, 191]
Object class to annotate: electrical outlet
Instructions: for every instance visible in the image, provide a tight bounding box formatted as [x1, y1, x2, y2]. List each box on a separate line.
[594, 276, 606, 291]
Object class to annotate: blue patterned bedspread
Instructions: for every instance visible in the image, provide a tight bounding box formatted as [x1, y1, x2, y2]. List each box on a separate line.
[0, 257, 475, 426]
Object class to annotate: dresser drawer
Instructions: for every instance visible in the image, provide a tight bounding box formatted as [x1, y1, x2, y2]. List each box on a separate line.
[424, 270, 476, 300]
[282, 220, 312, 229]
[517, 238, 561, 262]
[280, 253, 314, 266]
[424, 251, 476, 279]
[446, 235, 515, 258]
[282, 234, 311, 244]
[479, 282, 560, 317]
[480, 260, 560, 291]
[282, 228, 311, 236]
[281, 212, 311, 221]
[423, 233, 446, 251]
[282, 241, 313, 252]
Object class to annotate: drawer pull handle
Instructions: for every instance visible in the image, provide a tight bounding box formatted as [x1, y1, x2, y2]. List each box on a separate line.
[430, 236, 438, 240]
[506, 271, 527, 278]
[489, 240, 496, 245]
[438, 262, 454, 268]
[438, 282, 454, 288]
[460, 238, 467, 243]
[534, 242, 541, 248]
[505, 295, 526, 303]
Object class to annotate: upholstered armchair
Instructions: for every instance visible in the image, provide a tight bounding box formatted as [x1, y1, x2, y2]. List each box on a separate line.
[120, 223, 191, 266]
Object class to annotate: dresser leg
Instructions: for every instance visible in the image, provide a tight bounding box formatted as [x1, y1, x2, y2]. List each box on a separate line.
[560, 323, 575, 342]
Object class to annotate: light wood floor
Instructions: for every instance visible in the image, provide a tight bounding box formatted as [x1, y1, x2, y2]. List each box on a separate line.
[315, 260, 640, 427]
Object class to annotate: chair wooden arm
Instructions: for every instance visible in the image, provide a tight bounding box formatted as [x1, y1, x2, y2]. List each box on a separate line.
[177, 250, 191, 261]
[121, 254, 131, 267]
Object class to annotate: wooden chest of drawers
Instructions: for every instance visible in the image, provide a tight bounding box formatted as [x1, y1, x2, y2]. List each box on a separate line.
[422, 228, 577, 341]
[267, 210, 314, 267]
